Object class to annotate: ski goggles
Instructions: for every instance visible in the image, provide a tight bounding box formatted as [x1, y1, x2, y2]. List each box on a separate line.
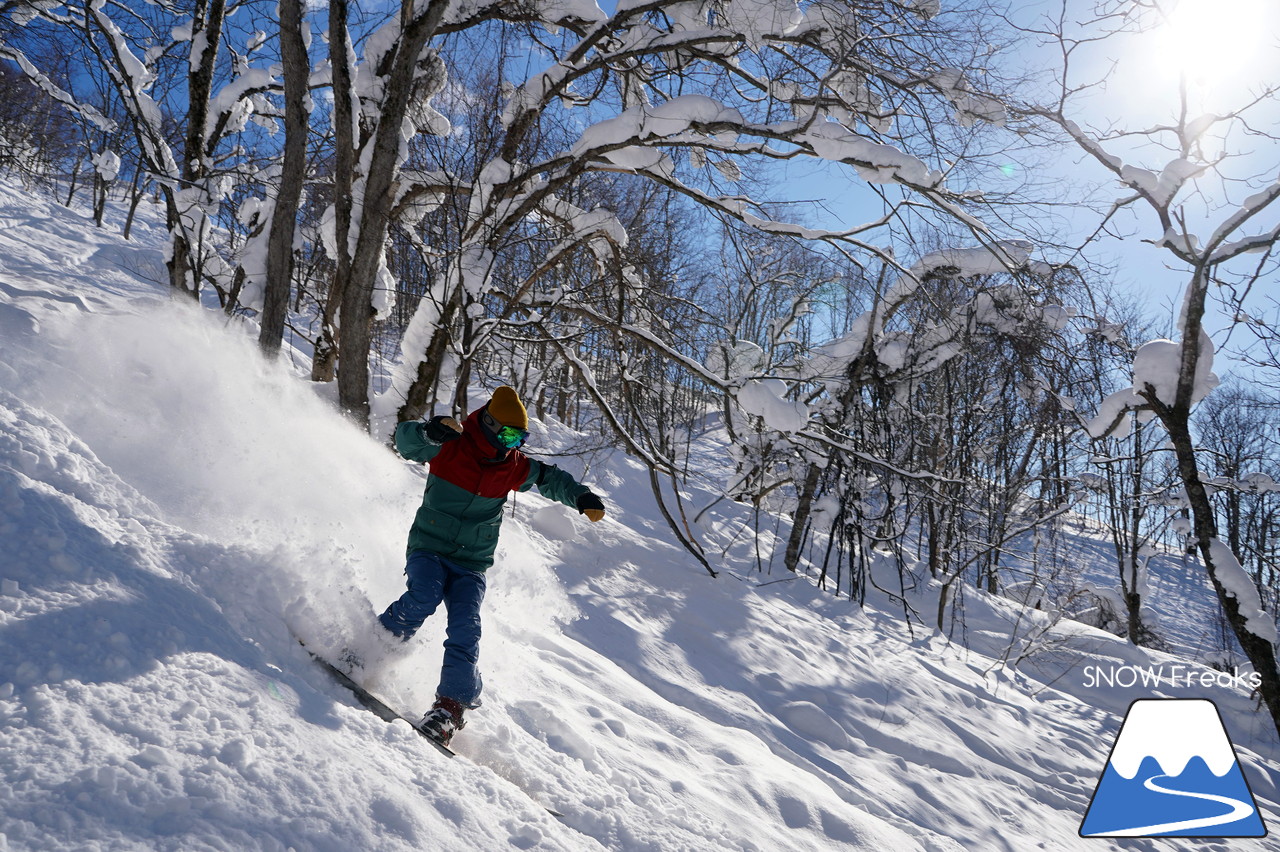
[495, 424, 529, 449]
[482, 410, 529, 448]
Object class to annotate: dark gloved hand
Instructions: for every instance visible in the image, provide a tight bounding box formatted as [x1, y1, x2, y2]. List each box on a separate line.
[576, 491, 606, 523]
[424, 415, 463, 443]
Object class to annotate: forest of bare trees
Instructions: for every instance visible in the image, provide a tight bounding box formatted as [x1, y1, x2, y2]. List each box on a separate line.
[2, 0, 1280, 732]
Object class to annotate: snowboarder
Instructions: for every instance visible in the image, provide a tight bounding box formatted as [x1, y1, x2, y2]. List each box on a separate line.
[375, 385, 607, 745]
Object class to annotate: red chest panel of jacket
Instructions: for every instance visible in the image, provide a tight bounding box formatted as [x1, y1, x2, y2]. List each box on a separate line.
[429, 430, 530, 498]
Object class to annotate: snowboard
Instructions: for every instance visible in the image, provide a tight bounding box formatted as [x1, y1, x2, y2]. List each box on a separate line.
[299, 639, 566, 819]
[301, 644, 456, 757]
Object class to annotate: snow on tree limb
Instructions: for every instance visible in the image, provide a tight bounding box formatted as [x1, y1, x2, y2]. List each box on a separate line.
[1207, 539, 1279, 644]
[1083, 333, 1220, 440]
[0, 45, 116, 132]
[1206, 181, 1280, 263]
[816, 239, 1035, 369]
[87, 0, 178, 177]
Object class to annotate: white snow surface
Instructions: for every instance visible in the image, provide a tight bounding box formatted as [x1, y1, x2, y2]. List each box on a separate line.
[1, 182, 1280, 851]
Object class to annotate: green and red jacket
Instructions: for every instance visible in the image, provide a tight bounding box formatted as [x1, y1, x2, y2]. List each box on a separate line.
[395, 407, 590, 571]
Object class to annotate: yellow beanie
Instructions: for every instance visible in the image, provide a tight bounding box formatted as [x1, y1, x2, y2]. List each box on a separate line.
[488, 385, 528, 429]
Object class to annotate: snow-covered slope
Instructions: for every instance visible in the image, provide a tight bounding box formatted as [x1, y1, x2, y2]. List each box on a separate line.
[1, 183, 1278, 851]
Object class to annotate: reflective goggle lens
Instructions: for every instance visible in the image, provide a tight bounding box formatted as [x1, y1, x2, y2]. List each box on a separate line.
[496, 425, 528, 448]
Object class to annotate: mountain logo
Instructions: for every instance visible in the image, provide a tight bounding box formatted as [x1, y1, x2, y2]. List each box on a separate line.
[1080, 698, 1267, 838]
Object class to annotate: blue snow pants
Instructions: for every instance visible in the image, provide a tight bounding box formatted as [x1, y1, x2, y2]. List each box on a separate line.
[378, 550, 486, 708]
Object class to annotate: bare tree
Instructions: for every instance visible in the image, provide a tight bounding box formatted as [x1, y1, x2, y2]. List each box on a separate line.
[3, 0, 284, 298]
[360, 0, 1026, 435]
[1027, 0, 1280, 734]
[1065, 289, 1177, 646]
[0, 60, 78, 182]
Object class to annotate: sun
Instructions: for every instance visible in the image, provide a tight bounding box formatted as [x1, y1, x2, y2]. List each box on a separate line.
[1151, 0, 1273, 95]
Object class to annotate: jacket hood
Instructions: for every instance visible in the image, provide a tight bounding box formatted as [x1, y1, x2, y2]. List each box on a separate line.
[463, 406, 509, 459]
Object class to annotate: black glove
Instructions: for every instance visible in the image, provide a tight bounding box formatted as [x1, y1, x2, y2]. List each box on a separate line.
[576, 491, 606, 522]
[423, 415, 463, 443]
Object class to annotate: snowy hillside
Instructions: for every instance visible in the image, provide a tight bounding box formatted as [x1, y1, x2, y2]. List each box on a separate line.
[2, 182, 1279, 851]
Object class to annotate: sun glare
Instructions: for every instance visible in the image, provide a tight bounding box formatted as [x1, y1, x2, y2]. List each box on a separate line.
[1151, 0, 1271, 95]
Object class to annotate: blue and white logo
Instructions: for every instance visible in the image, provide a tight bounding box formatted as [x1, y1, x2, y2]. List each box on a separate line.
[1080, 698, 1266, 838]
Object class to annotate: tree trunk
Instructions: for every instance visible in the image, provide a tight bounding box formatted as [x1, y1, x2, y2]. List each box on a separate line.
[1169, 417, 1280, 731]
[395, 288, 463, 422]
[92, 173, 107, 226]
[122, 166, 144, 240]
[783, 462, 822, 574]
[1124, 587, 1143, 645]
[167, 0, 227, 300]
[63, 151, 82, 206]
[259, 0, 309, 356]
[312, 0, 354, 382]
[335, 0, 448, 426]
[168, 230, 198, 299]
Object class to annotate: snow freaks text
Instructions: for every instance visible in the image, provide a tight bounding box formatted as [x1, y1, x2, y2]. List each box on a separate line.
[1083, 665, 1262, 691]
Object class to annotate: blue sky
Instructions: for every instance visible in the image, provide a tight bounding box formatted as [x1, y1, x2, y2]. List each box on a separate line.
[772, 0, 1279, 347]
